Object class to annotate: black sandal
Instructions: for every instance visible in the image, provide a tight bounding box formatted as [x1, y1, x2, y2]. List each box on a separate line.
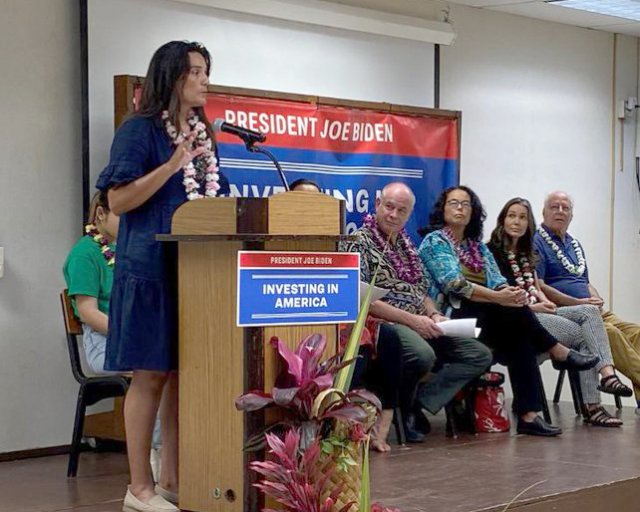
[585, 406, 623, 427]
[597, 374, 633, 397]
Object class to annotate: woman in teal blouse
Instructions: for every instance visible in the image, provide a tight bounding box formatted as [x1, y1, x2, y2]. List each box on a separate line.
[418, 186, 598, 436]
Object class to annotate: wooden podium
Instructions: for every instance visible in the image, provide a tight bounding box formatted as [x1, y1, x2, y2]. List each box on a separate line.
[158, 191, 346, 512]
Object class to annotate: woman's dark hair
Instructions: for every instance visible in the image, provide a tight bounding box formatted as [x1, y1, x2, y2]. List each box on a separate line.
[418, 186, 486, 240]
[290, 178, 321, 192]
[489, 197, 537, 262]
[137, 41, 213, 138]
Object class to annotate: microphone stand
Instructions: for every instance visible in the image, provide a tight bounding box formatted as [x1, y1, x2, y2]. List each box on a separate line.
[244, 139, 290, 192]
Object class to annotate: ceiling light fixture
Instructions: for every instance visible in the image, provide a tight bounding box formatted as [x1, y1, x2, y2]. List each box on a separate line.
[545, 0, 640, 22]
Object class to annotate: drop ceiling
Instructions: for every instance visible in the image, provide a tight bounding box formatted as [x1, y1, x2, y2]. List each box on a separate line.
[446, 0, 640, 37]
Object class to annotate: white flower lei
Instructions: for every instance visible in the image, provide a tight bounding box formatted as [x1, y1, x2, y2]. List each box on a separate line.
[162, 110, 220, 201]
[537, 227, 586, 276]
[507, 251, 538, 304]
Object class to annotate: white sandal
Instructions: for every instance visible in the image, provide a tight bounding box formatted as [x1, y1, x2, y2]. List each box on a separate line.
[122, 488, 178, 512]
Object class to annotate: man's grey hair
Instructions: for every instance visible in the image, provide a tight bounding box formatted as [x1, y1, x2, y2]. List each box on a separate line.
[380, 182, 416, 208]
[544, 190, 574, 209]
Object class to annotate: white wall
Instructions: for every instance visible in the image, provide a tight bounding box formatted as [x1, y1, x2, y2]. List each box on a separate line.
[87, 0, 435, 187]
[0, 0, 82, 452]
[443, 4, 613, 287]
[2, 0, 639, 453]
[611, 36, 640, 323]
[0, 0, 437, 454]
[442, 4, 640, 404]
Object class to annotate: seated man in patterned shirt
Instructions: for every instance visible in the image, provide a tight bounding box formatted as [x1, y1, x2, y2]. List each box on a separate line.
[341, 182, 492, 438]
[535, 191, 638, 408]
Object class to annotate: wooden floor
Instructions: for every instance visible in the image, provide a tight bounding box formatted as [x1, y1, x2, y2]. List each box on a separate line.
[370, 403, 640, 512]
[2, 403, 639, 512]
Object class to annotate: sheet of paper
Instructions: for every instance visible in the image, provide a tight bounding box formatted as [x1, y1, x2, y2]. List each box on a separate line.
[359, 281, 389, 305]
[436, 318, 481, 338]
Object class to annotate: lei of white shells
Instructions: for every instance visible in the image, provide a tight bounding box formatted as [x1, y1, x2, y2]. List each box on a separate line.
[507, 251, 538, 304]
[537, 227, 586, 276]
[162, 110, 220, 200]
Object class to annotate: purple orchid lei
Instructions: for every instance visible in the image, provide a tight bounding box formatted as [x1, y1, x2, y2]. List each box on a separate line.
[442, 226, 484, 273]
[363, 214, 424, 284]
[85, 224, 115, 267]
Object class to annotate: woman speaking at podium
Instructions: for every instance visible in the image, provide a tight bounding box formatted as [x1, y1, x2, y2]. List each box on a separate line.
[96, 41, 228, 512]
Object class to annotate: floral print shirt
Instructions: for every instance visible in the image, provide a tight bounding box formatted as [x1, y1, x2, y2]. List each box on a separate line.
[417, 230, 507, 312]
[340, 226, 432, 315]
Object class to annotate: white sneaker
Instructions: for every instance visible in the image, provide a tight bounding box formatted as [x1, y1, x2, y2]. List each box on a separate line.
[122, 488, 178, 512]
[149, 448, 161, 483]
[155, 484, 179, 505]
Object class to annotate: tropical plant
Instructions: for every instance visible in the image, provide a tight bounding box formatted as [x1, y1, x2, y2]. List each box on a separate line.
[236, 334, 381, 450]
[249, 428, 354, 512]
[333, 262, 382, 512]
[371, 505, 400, 512]
[251, 428, 399, 512]
[236, 254, 400, 511]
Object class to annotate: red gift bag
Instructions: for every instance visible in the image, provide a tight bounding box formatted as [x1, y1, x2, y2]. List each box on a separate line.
[474, 372, 510, 433]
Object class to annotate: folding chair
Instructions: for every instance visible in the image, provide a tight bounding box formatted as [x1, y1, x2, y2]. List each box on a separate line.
[60, 289, 129, 477]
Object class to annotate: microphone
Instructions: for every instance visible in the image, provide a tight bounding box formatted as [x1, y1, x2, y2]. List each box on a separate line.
[212, 119, 266, 145]
[213, 118, 288, 190]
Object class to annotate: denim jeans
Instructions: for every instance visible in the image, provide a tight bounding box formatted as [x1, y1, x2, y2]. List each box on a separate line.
[82, 324, 113, 375]
[81, 324, 162, 447]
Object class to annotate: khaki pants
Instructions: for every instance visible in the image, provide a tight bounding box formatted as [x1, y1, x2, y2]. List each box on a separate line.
[603, 310, 640, 400]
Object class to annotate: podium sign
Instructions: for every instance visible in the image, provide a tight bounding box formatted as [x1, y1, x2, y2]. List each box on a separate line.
[237, 251, 360, 326]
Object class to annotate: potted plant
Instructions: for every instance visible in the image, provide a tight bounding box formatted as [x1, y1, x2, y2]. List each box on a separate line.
[236, 258, 399, 511]
[236, 334, 397, 511]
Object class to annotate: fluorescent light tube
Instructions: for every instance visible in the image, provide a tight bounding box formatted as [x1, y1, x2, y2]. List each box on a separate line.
[546, 0, 640, 22]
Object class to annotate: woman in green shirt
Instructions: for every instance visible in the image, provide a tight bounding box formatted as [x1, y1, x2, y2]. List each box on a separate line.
[63, 191, 119, 374]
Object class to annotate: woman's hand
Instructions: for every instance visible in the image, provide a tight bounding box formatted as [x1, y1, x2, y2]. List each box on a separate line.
[409, 314, 444, 339]
[107, 131, 212, 216]
[494, 286, 527, 307]
[530, 301, 557, 314]
[166, 132, 208, 174]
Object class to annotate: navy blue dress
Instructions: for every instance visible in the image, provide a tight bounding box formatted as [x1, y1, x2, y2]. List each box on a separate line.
[96, 115, 229, 371]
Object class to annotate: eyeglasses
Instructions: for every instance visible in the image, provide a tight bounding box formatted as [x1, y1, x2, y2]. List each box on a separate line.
[446, 199, 472, 210]
[549, 204, 572, 213]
